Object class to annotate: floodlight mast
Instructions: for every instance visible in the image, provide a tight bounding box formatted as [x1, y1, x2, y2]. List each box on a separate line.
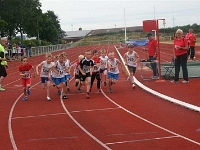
[124, 8, 127, 44]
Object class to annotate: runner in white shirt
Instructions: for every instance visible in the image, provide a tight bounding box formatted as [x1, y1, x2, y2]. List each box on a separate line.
[53, 53, 68, 99]
[71, 55, 84, 93]
[107, 52, 122, 93]
[36, 53, 55, 101]
[62, 52, 71, 93]
[99, 49, 109, 86]
[124, 44, 139, 88]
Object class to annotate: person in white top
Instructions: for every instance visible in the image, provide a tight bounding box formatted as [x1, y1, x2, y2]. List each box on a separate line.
[99, 49, 109, 86]
[123, 44, 139, 88]
[36, 53, 55, 101]
[107, 52, 122, 93]
[53, 53, 68, 99]
[62, 52, 71, 93]
[71, 55, 84, 93]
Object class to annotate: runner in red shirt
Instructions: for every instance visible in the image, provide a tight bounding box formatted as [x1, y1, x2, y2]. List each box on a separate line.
[19, 56, 35, 101]
[90, 50, 101, 93]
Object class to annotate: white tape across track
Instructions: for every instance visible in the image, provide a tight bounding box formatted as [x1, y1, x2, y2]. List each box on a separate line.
[114, 46, 200, 113]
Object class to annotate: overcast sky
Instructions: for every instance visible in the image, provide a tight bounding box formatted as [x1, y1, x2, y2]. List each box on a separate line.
[41, 0, 200, 31]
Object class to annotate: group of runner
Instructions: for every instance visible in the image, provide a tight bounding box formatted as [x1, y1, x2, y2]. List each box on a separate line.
[18, 44, 139, 101]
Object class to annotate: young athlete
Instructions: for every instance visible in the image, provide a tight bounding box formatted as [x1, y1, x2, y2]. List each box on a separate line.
[107, 52, 122, 93]
[51, 55, 59, 87]
[53, 53, 68, 99]
[124, 44, 139, 88]
[72, 55, 84, 93]
[36, 53, 55, 101]
[19, 56, 35, 101]
[62, 52, 71, 93]
[99, 49, 109, 86]
[78, 50, 94, 98]
[90, 50, 101, 92]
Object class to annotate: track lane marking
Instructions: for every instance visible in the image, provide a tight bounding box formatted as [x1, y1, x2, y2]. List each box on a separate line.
[11, 107, 120, 119]
[105, 135, 179, 145]
[9, 82, 41, 150]
[28, 136, 78, 141]
[107, 132, 157, 137]
[70, 107, 120, 113]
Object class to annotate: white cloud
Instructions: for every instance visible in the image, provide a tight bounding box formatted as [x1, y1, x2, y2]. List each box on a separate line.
[40, 0, 200, 31]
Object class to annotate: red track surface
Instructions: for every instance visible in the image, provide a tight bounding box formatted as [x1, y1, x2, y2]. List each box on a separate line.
[0, 44, 200, 150]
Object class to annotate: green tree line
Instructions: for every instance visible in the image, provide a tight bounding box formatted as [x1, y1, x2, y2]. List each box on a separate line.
[0, 0, 65, 44]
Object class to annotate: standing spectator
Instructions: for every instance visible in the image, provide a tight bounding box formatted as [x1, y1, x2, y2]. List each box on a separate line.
[186, 29, 196, 60]
[146, 33, 158, 79]
[188, 31, 196, 60]
[171, 29, 189, 83]
[19, 42, 24, 56]
[0, 37, 8, 91]
[26, 42, 32, 57]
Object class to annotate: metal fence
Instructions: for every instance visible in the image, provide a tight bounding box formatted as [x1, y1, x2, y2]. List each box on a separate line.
[5, 44, 72, 60]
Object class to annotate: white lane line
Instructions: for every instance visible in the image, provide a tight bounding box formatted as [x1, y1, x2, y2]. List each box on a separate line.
[105, 135, 179, 145]
[29, 136, 78, 141]
[61, 65, 112, 149]
[3, 79, 20, 87]
[107, 132, 157, 137]
[11, 108, 120, 119]
[70, 107, 120, 113]
[101, 90, 200, 146]
[8, 82, 41, 150]
[12, 113, 66, 120]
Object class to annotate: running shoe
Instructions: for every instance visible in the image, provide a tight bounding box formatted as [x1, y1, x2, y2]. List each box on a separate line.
[98, 89, 101, 93]
[132, 83, 136, 89]
[170, 80, 178, 83]
[0, 87, 6, 91]
[86, 93, 90, 98]
[46, 97, 51, 101]
[23, 97, 28, 101]
[108, 88, 112, 93]
[77, 89, 82, 93]
[62, 95, 68, 99]
[182, 80, 189, 84]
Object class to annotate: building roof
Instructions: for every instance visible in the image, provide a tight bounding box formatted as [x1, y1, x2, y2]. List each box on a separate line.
[64, 30, 91, 39]
[89, 26, 143, 35]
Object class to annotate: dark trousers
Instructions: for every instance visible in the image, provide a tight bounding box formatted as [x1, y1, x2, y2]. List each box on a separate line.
[188, 46, 195, 59]
[149, 56, 158, 76]
[174, 53, 188, 81]
[91, 72, 101, 89]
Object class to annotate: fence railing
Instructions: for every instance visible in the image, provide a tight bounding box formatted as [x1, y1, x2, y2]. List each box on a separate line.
[5, 44, 72, 60]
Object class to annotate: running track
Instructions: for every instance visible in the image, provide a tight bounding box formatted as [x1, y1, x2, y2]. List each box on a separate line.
[0, 44, 200, 150]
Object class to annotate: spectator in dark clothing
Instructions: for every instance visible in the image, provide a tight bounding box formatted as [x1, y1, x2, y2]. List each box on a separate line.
[26, 43, 32, 57]
[19, 42, 24, 56]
